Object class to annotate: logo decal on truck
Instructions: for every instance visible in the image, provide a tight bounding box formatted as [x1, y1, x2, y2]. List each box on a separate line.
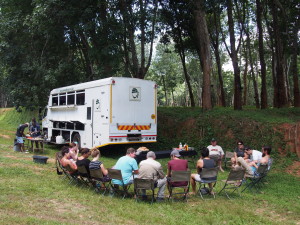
[95, 99, 101, 111]
[130, 87, 141, 101]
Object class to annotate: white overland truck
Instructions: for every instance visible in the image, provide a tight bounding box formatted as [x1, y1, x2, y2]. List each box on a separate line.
[42, 77, 157, 148]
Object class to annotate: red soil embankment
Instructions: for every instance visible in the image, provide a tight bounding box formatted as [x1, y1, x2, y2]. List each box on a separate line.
[278, 122, 300, 158]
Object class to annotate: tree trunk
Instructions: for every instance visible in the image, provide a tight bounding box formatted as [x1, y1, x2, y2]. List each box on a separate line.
[256, 0, 268, 109]
[162, 75, 168, 106]
[264, 12, 278, 107]
[97, 0, 113, 75]
[178, 47, 195, 107]
[211, 10, 226, 107]
[272, 47, 279, 108]
[270, 1, 289, 107]
[291, 20, 300, 107]
[227, 0, 243, 110]
[119, 0, 157, 79]
[242, 45, 248, 106]
[171, 87, 175, 106]
[176, 19, 195, 107]
[77, 31, 94, 80]
[193, 0, 212, 110]
[245, 32, 260, 108]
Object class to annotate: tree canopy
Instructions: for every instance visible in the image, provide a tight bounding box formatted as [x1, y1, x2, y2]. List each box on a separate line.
[0, 0, 299, 110]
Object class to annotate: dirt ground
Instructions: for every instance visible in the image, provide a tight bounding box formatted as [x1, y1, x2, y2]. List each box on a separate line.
[286, 161, 300, 177]
[0, 134, 10, 139]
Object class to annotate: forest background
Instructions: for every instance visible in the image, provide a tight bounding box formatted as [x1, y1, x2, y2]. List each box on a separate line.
[0, 0, 299, 111]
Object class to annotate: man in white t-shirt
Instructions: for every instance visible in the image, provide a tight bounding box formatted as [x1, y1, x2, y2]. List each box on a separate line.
[207, 138, 225, 172]
[244, 147, 262, 163]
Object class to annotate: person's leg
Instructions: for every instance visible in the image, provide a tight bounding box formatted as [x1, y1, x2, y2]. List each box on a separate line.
[17, 137, 24, 152]
[156, 177, 167, 199]
[141, 189, 146, 197]
[237, 157, 253, 175]
[231, 157, 237, 168]
[127, 175, 136, 185]
[218, 156, 224, 172]
[20, 143, 24, 152]
[190, 174, 200, 194]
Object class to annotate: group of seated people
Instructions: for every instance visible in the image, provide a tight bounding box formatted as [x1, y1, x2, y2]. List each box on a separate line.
[231, 140, 272, 176]
[58, 140, 272, 201]
[59, 142, 110, 182]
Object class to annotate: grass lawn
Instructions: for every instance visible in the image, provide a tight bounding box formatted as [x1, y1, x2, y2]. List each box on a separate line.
[0, 108, 300, 224]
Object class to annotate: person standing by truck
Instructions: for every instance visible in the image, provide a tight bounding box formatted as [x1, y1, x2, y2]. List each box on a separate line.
[16, 123, 29, 152]
[29, 118, 41, 137]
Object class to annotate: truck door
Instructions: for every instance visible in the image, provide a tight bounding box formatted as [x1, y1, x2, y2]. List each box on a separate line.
[93, 98, 102, 146]
[92, 86, 110, 147]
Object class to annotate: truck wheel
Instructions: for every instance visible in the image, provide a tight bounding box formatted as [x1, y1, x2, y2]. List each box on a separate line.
[73, 133, 81, 150]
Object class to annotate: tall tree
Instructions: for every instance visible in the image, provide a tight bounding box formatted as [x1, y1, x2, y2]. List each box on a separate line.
[244, 25, 260, 108]
[256, 0, 268, 109]
[226, 0, 243, 110]
[269, 0, 289, 107]
[119, 0, 158, 79]
[208, 5, 226, 107]
[193, 0, 212, 110]
[160, 0, 196, 107]
[291, 18, 300, 107]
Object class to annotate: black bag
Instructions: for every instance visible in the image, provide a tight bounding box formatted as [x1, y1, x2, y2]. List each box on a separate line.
[200, 187, 210, 195]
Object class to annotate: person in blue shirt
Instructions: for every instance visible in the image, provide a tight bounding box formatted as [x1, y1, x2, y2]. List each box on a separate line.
[112, 148, 139, 185]
[30, 118, 41, 137]
[29, 118, 42, 150]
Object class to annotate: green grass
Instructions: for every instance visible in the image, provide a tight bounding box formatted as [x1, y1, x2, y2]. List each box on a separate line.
[0, 108, 300, 224]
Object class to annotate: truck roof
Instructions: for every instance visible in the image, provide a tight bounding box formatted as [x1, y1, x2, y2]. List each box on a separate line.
[50, 77, 155, 94]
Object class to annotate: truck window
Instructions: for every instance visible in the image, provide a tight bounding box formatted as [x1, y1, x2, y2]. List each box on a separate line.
[76, 91, 85, 105]
[52, 94, 58, 106]
[87, 107, 91, 120]
[59, 93, 66, 105]
[67, 92, 75, 105]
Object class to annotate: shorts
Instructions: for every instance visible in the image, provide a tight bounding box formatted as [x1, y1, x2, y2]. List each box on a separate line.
[101, 175, 111, 182]
[210, 154, 221, 162]
[16, 136, 24, 144]
[194, 174, 202, 182]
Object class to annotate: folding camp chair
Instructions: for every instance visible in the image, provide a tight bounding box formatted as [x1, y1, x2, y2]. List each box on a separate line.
[108, 168, 132, 198]
[77, 165, 93, 188]
[90, 168, 110, 195]
[167, 170, 191, 202]
[55, 153, 75, 183]
[260, 158, 274, 185]
[224, 151, 234, 169]
[242, 164, 268, 193]
[218, 168, 245, 199]
[63, 164, 80, 186]
[55, 152, 64, 176]
[134, 178, 155, 203]
[197, 167, 218, 200]
[55, 151, 79, 185]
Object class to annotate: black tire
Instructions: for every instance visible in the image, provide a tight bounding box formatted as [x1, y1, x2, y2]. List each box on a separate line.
[73, 133, 81, 150]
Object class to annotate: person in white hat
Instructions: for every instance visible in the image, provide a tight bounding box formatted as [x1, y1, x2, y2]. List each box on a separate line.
[207, 138, 225, 172]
